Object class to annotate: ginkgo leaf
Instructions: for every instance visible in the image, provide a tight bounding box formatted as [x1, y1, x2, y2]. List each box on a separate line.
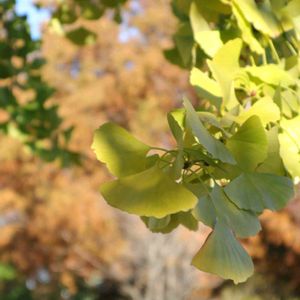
[174, 23, 194, 66]
[190, 68, 222, 109]
[227, 116, 268, 171]
[278, 0, 300, 36]
[233, 0, 281, 37]
[195, 31, 223, 57]
[245, 65, 295, 87]
[279, 116, 300, 177]
[92, 122, 151, 177]
[232, 2, 264, 54]
[170, 150, 184, 180]
[208, 39, 242, 110]
[257, 127, 285, 175]
[192, 0, 231, 22]
[175, 211, 199, 231]
[141, 215, 171, 232]
[224, 172, 294, 213]
[193, 194, 216, 228]
[211, 185, 261, 238]
[183, 98, 236, 164]
[189, 3, 223, 57]
[192, 221, 254, 284]
[190, 2, 210, 33]
[143, 211, 198, 233]
[100, 165, 197, 218]
[236, 97, 280, 126]
[167, 109, 185, 146]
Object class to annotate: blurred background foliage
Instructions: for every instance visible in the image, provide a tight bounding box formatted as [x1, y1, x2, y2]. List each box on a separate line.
[1, 0, 300, 299]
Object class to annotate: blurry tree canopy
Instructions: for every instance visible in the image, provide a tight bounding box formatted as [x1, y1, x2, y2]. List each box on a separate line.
[1, 0, 300, 288]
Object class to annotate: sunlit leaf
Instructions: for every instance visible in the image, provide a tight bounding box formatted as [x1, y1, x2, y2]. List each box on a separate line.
[92, 122, 151, 177]
[190, 68, 222, 109]
[208, 39, 242, 109]
[192, 221, 254, 284]
[167, 109, 185, 146]
[192, 0, 231, 22]
[190, 2, 222, 57]
[227, 116, 267, 171]
[224, 172, 294, 213]
[101, 165, 197, 218]
[233, 0, 281, 37]
[236, 97, 280, 126]
[227, 116, 268, 171]
[232, 2, 264, 54]
[279, 116, 300, 177]
[257, 127, 285, 175]
[245, 65, 295, 87]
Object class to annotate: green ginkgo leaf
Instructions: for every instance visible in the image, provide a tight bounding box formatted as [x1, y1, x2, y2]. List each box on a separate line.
[233, 0, 281, 37]
[245, 65, 295, 87]
[193, 194, 216, 228]
[92, 122, 151, 177]
[192, 221, 254, 284]
[190, 3, 223, 57]
[224, 172, 294, 213]
[184, 98, 236, 164]
[174, 23, 194, 66]
[100, 165, 197, 218]
[208, 39, 242, 110]
[190, 68, 222, 109]
[279, 116, 300, 177]
[167, 109, 185, 146]
[257, 126, 285, 175]
[232, 2, 264, 54]
[277, 0, 300, 35]
[211, 185, 261, 238]
[236, 97, 280, 126]
[227, 116, 268, 171]
[141, 215, 171, 232]
[192, 0, 231, 22]
[143, 211, 198, 233]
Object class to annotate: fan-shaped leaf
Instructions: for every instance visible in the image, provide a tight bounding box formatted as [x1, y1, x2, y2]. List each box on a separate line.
[192, 221, 254, 284]
[227, 116, 267, 171]
[92, 122, 151, 177]
[233, 0, 281, 37]
[224, 172, 294, 213]
[100, 165, 197, 218]
[236, 97, 280, 126]
[257, 127, 285, 175]
[190, 68, 222, 109]
[211, 185, 261, 238]
[208, 39, 242, 109]
[245, 65, 295, 87]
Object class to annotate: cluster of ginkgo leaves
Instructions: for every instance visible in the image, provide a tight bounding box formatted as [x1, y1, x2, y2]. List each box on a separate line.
[93, 0, 300, 283]
[0, 0, 80, 165]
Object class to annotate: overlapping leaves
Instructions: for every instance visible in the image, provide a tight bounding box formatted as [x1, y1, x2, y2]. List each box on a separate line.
[93, 0, 300, 285]
[93, 97, 294, 283]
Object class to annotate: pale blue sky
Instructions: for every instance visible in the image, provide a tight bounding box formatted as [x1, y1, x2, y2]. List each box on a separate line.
[15, 0, 50, 40]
